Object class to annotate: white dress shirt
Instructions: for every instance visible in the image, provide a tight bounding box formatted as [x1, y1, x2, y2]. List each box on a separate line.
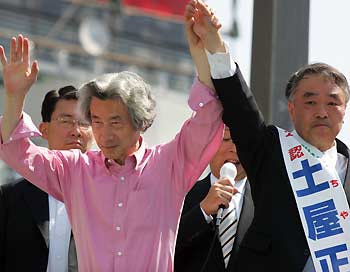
[47, 196, 72, 272]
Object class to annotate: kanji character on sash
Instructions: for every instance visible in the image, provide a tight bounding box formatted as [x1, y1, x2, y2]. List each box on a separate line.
[303, 199, 343, 240]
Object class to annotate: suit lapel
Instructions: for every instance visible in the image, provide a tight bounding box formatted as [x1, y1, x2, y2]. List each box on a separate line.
[197, 175, 212, 200]
[20, 181, 50, 247]
[227, 180, 254, 270]
[234, 180, 254, 249]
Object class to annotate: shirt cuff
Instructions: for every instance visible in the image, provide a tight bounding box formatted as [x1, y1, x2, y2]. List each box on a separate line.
[188, 77, 218, 111]
[206, 41, 237, 79]
[200, 206, 213, 223]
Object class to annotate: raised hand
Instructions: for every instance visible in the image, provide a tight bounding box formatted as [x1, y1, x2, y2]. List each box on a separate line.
[190, 0, 225, 54]
[184, 0, 204, 50]
[0, 35, 39, 98]
[184, 0, 216, 89]
[0, 34, 39, 142]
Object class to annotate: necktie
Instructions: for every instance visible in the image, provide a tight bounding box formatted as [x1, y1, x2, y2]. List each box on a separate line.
[219, 203, 238, 267]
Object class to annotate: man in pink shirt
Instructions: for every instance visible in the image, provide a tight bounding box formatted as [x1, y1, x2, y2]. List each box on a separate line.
[0, 15, 225, 272]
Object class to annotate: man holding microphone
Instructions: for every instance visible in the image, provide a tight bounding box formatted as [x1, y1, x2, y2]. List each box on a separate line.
[175, 127, 254, 271]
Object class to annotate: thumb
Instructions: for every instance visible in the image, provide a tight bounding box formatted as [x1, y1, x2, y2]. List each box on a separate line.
[0, 46, 7, 66]
[28, 60, 39, 83]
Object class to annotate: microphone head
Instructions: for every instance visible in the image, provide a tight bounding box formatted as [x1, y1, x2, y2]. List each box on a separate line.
[219, 162, 237, 184]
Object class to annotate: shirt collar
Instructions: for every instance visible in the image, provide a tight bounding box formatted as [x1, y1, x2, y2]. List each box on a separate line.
[210, 172, 247, 194]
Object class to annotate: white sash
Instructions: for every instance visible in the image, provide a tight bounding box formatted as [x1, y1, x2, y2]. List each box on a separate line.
[278, 128, 350, 272]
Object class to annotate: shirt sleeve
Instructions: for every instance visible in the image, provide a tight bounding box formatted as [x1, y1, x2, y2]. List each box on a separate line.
[0, 112, 80, 202]
[162, 78, 224, 196]
[206, 42, 236, 79]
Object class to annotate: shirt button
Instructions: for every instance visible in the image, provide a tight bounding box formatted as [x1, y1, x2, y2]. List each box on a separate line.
[199, 102, 204, 107]
[120, 176, 125, 182]
[117, 251, 123, 256]
[116, 226, 121, 231]
[57, 255, 62, 260]
[9, 137, 13, 141]
[30, 132, 35, 137]
[118, 202, 123, 207]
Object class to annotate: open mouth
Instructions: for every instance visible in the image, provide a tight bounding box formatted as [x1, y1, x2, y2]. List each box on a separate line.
[225, 159, 240, 166]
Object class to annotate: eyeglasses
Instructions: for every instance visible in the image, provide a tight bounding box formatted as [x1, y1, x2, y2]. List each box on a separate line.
[51, 116, 91, 130]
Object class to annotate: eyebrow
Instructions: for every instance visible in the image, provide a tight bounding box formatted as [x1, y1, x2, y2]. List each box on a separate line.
[302, 91, 317, 98]
[302, 91, 342, 100]
[329, 93, 342, 100]
[57, 113, 73, 118]
[90, 114, 123, 121]
[110, 116, 123, 121]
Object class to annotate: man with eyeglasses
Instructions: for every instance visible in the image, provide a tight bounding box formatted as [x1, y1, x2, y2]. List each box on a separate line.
[0, 86, 94, 272]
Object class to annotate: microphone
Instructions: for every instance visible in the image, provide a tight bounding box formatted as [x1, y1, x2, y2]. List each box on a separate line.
[216, 162, 237, 227]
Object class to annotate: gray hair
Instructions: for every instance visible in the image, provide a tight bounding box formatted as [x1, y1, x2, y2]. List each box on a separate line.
[285, 62, 349, 102]
[79, 71, 156, 132]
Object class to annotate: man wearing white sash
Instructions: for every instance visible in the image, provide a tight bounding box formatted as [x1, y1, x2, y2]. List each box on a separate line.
[186, 1, 350, 272]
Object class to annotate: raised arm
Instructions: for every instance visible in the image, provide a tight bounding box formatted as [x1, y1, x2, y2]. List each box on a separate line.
[190, 2, 269, 189]
[184, 0, 224, 89]
[0, 35, 39, 142]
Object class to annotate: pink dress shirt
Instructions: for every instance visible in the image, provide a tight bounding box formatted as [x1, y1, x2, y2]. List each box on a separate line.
[0, 79, 224, 272]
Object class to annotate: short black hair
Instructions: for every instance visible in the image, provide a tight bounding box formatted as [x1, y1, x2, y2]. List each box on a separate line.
[285, 62, 349, 102]
[41, 85, 78, 122]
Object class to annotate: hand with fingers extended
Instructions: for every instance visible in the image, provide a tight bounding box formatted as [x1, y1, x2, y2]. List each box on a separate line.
[0, 34, 39, 98]
[200, 178, 236, 216]
[0, 34, 39, 142]
[186, 0, 225, 54]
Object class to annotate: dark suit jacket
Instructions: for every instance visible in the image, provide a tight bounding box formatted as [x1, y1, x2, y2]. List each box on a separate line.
[212, 69, 350, 272]
[175, 173, 254, 272]
[0, 179, 78, 272]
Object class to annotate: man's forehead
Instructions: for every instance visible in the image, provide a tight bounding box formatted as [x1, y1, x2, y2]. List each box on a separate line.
[295, 76, 344, 95]
[55, 98, 78, 108]
[297, 88, 344, 98]
[52, 100, 80, 116]
[299, 74, 333, 84]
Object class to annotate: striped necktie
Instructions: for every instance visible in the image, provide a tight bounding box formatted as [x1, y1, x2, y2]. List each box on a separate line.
[219, 203, 238, 267]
